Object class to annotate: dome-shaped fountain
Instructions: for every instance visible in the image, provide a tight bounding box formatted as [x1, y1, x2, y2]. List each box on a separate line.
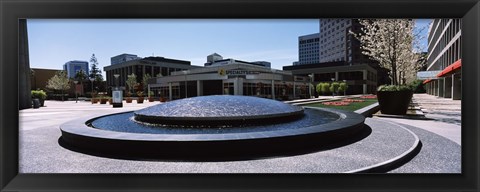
[133, 95, 305, 127]
[60, 95, 366, 159]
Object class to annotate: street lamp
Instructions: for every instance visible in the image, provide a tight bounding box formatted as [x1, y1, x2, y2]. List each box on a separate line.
[114, 74, 120, 91]
[331, 78, 335, 97]
[343, 79, 347, 96]
[308, 73, 314, 99]
[73, 80, 78, 103]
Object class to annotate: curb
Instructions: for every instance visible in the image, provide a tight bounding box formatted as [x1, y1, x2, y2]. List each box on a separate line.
[355, 102, 380, 117]
[344, 119, 422, 173]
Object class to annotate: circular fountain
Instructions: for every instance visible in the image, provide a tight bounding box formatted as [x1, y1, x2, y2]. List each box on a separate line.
[60, 95, 366, 159]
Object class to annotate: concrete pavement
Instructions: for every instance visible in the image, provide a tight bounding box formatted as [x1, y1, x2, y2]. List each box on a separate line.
[374, 93, 461, 145]
[18, 96, 461, 173]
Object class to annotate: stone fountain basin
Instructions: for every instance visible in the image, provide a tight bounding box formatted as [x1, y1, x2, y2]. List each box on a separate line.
[59, 107, 365, 159]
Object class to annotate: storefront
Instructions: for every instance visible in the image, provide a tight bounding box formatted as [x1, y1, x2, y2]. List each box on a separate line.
[148, 63, 310, 101]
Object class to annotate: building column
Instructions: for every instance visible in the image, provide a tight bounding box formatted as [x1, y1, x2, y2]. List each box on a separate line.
[293, 82, 296, 99]
[197, 80, 203, 96]
[335, 72, 339, 81]
[444, 76, 452, 98]
[438, 78, 444, 98]
[362, 70, 367, 94]
[19, 19, 31, 109]
[433, 81, 438, 96]
[452, 73, 461, 100]
[168, 82, 173, 101]
[271, 79, 275, 99]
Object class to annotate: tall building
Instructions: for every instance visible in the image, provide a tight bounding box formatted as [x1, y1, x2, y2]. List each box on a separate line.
[285, 19, 381, 95]
[297, 33, 320, 65]
[111, 53, 142, 65]
[422, 19, 462, 100]
[63, 60, 89, 78]
[319, 19, 372, 65]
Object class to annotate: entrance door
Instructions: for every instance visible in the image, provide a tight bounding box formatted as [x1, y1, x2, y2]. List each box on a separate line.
[202, 80, 223, 95]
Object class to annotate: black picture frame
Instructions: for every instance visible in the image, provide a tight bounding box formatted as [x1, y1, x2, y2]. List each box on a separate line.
[1, 0, 479, 191]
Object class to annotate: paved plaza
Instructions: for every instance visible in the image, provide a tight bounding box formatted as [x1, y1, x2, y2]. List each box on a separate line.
[18, 95, 461, 173]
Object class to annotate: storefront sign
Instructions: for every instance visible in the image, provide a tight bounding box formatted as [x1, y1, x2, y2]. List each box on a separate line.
[218, 69, 260, 76]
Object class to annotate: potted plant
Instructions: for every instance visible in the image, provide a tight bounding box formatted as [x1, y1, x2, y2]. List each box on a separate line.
[31, 90, 47, 107]
[91, 91, 98, 104]
[125, 92, 133, 103]
[137, 91, 144, 104]
[99, 95, 108, 104]
[376, 85, 413, 115]
[148, 91, 155, 102]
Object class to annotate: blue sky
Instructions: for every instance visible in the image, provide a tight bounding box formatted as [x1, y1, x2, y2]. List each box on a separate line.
[28, 19, 431, 75]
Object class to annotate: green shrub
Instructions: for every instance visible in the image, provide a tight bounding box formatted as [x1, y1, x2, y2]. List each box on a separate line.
[316, 82, 331, 95]
[31, 90, 47, 99]
[338, 82, 348, 94]
[329, 82, 340, 94]
[408, 80, 426, 93]
[377, 84, 412, 92]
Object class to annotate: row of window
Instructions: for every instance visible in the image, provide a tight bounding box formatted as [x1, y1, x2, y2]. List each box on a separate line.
[427, 19, 462, 70]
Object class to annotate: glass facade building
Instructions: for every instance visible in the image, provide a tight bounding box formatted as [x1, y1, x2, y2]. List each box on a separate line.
[423, 19, 462, 100]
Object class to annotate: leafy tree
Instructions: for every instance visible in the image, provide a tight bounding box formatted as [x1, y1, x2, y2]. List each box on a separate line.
[142, 74, 152, 92]
[89, 54, 103, 82]
[316, 82, 330, 96]
[338, 82, 349, 95]
[351, 19, 427, 85]
[329, 82, 340, 96]
[74, 69, 87, 96]
[46, 71, 70, 101]
[126, 73, 137, 95]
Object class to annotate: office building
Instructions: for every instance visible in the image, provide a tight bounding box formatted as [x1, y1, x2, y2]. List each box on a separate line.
[104, 55, 198, 90]
[149, 62, 309, 101]
[204, 53, 271, 68]
[111, 53, 142, 65]
[421, 19, 462, 100]
[297, 33, 320, 65]
[63, 60, 89, 78]
[285, 19, 381, 95]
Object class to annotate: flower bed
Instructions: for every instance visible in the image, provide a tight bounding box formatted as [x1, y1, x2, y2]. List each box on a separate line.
[322, 101, 351, 106]
[342, 99, 364, 102]
[360, 95, 377, 99]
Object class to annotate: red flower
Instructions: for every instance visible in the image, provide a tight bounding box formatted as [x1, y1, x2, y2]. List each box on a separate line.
[359, 95, 377, 99]
[323, 101, 351, 106]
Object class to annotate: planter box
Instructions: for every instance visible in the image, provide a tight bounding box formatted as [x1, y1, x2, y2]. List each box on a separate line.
[126, 98, 132, 103]
[137, 97, 144, 104]
[148, 97, 155, 102]
[377, 90, 413, 115]
[91, 98, 98, 104]
[99, 99, 108, 104]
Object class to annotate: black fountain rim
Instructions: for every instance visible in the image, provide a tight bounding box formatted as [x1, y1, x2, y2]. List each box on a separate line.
[60, 107, 364, 142]
[59, 107, 366, 160]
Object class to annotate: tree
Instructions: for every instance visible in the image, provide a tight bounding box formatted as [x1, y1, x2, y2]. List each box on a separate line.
[46, 71, 70, 101]
[126, 73, 137, 95]
[316, 82, 330, 96]
[142, 74, 152, 92]
[89, 54, 103, 82]
[351, 19, 426, 85]
[329, 82, 340, 96]
[338, 82, 349, 95]
[74, 70, 87, 96]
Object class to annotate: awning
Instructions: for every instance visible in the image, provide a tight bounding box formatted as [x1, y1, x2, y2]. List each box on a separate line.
[423, 79, 432, 84]
[436, 59, 461, 77]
